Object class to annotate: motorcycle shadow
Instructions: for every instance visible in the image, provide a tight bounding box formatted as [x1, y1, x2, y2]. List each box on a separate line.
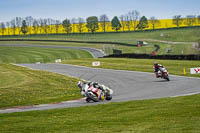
[153, 80, 171, 82]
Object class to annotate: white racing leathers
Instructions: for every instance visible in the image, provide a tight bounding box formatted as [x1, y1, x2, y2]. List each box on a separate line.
[80, 82, 111, 97]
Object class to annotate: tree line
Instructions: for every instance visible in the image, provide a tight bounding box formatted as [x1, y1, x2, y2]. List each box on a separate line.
[0, 10, 200, 36]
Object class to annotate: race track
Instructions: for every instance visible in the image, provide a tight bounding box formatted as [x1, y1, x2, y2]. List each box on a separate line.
[1, 63, 199, 113]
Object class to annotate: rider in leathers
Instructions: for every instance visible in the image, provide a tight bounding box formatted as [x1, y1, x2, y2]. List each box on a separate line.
[153, 62, 165, 78]
[77, 81, 111, 98]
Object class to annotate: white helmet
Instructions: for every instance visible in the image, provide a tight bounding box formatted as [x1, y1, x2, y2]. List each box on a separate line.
[77, 81, 83, 88]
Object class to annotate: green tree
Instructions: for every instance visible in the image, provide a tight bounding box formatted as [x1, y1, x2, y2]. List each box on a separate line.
[86, 16, 99, 33]
[136, 16, 148, 30]
[62, 18, 72, 34]
[21, 20, 28, 35]
[111, 16, 121, 32]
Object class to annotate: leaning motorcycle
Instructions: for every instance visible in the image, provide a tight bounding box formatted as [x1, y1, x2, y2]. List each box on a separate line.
[158, 67, 170, 81]
[78, 81, 113, 102]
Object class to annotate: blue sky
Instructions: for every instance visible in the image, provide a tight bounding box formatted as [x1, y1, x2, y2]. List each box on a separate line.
[0, 0, 199, 22]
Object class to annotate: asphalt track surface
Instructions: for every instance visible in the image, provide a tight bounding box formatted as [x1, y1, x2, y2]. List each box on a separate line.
[0, 44, 105, 58]
[1, 63, 200, 114]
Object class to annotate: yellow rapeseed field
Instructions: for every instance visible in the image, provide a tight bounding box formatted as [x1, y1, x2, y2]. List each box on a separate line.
[0, 18, 200, 35]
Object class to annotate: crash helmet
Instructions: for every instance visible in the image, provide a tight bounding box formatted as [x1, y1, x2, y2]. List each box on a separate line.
[154, 62, 158, 66]
[77, 81, 83, 88]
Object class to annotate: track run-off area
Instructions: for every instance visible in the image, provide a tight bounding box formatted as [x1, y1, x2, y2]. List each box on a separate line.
[0, 63, 199, 114]
[0, 44, 105, 58]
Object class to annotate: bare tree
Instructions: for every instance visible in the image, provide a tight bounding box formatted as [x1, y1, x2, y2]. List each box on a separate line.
[43, 19, 48, 34]
[198, 15, 200, 24]
[129, 10, 140, 31]
[6, 22, 11, 35]
[119, 15, 126, 31]
[71, 18, 77, 33]
[55, 20, 61, 34]
[99, 14, 109, 32]
[185, 15, 196, 26]
[77, 17, 85, 33]
[125, 13, 131, 31]
[47, 18, 55, 33]
[0, 22, 6, 35]
[10, 19, 16, 35]
[38, 19, 44, 34]
[15, 17, 23, 35]
[173, 15, 183, 27]
[25, 16, 34, 34]
[149, 16, 161, 30]
[33, 19, 39, 34]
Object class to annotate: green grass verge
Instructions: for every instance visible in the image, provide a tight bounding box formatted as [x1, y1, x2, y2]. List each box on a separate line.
[1, 27, 200, 42]
[0, 64, 82, 108]
[0, 40, 199, 55]
[0, 94, 200, 133]
[0, 46, 92, 63]
[62, 58, 200, 77]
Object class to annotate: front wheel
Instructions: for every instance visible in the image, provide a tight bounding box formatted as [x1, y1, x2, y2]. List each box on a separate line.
[164, 75, 170, 81]
[105, 94, 112, 100]
[87, 92, 99, 102]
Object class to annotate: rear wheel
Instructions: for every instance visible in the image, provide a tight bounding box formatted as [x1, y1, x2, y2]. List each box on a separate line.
[86, 97, 91, 102]
[87, 92, 99, 102]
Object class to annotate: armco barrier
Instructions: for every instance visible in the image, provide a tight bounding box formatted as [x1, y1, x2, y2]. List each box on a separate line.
[104, 53, 200, 60]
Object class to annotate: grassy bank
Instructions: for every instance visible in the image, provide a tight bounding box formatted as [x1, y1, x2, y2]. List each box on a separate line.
[0, 64, 82, 108]
[0, 46, 92, 63]
[1, 27, 200, 43]
[0, 40, 199, 55]
[62, 58, 200, 77]
[1, 27, 199, 55]
[0, 94, 200, 132]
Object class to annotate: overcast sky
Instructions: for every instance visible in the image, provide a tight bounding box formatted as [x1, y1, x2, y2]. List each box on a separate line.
[0, 0, 199, 22]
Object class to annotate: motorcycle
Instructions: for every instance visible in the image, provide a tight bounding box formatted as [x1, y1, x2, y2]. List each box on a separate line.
[158, 67, 170, 81]
[78, 81, 113, 102]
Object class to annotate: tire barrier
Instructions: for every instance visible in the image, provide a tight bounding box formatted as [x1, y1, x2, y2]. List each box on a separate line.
[104, 53, 200, 60]
[0, 39, 137, 47]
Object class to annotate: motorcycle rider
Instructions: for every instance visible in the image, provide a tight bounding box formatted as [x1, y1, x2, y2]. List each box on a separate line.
[77, 81, 111, 98]
[153, 62, 165, 78]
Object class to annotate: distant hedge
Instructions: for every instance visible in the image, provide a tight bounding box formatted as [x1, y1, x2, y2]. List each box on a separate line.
[104, 53, 200, 60]
[0, 39, 137, 47]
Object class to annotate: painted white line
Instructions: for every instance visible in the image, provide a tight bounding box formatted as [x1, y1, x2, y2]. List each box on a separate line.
[36, 104, 50, 107]
[61, 98, 85, 103]
[170, 92, 200, 98]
